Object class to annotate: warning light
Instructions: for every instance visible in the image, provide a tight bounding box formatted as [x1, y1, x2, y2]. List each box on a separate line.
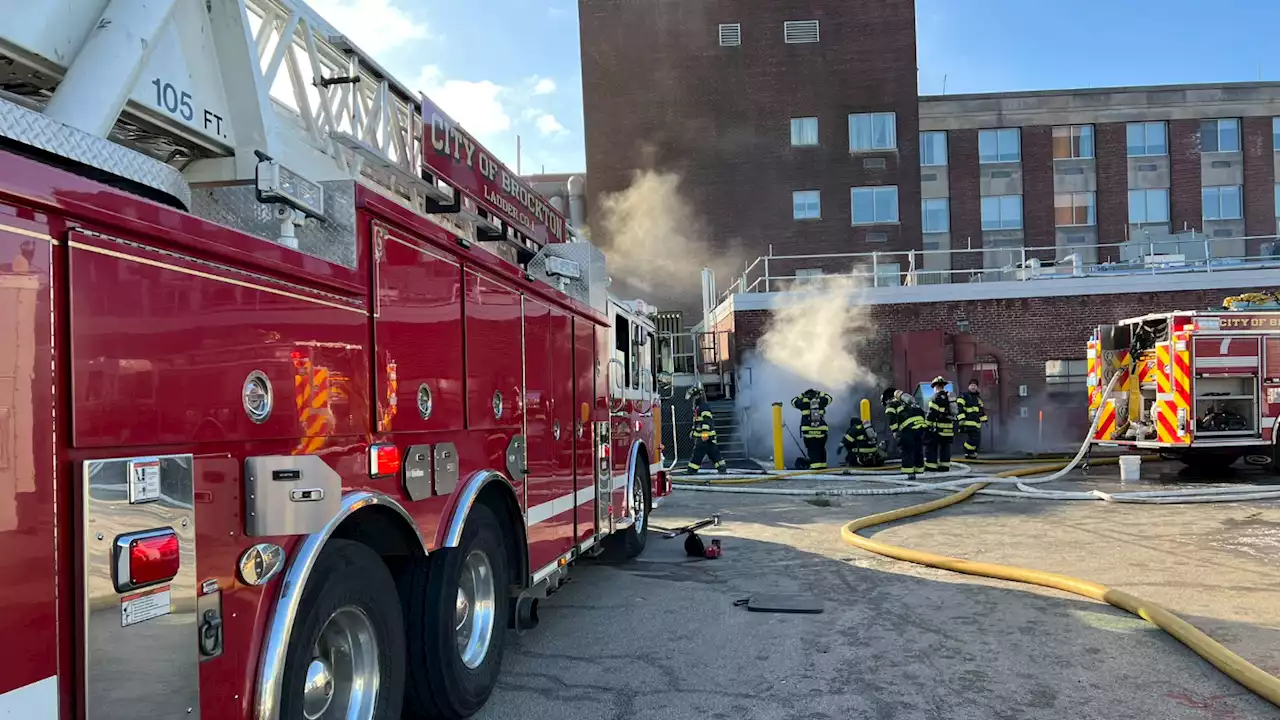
[369, 443, 402, 478]
[114, 529, 180, 593]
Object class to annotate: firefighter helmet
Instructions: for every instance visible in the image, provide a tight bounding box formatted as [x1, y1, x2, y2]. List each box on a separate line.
[880, 388, 896, 405]
[930, 376, 947, 388]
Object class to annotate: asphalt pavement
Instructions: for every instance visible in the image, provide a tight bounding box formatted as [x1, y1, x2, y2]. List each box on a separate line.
[478, 460, 1280, 720]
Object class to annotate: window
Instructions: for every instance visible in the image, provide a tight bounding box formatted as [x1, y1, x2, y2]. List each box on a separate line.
[1274, 118, 1280, 152]
[1127, 122, 1167, 156]
[874, 262, 902, 287]
[783, 20, 819, 43]
[980, 195, 1023, 230]
[921, 131, 948, 166]
[614, 314, 632, 388]
[718, 23, 741, 46]
[1275, 184, 1280, 218]
[1203, 185, 1242, 220]
[979, 128, 1021, 163]
[849, 113, 896, 151]
[1054, 192, 1096, 226]
[922, 197, 949, 233]
[794, 268, 824, 285]
[1052, 125, 1094, 159]
[1046, 360, 1089, 391]
[792, 190, 821, 220]
[1201, 119, 1240, 153]
[791, 117, 818, 146]
[851, 186, 899, 224]
[1128, 188, 1169, 224]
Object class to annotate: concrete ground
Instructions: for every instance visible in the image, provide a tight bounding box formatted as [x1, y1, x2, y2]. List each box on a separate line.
[481, 460, 1280, 720]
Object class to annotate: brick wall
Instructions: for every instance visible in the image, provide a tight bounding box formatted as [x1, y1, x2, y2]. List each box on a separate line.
[580, 0, 920, 315]
[1169, 118, 1203, 232]
[1021, 125, 1054, 247]
[947, 129, 980, 272]
[731, 283, 1273, 447]
[1094, 122, 1128, 262]
[1242, 116, 1276, 255]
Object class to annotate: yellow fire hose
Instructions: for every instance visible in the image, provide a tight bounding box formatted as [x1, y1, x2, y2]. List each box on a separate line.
[841, 461, 1280, 708]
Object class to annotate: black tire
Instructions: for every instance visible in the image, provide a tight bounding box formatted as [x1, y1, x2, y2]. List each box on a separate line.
[279, 539, 405, 720]
[602, 463, 652, 561]
[400, 502, 511, 719]
[1179, 450, 1244, 470]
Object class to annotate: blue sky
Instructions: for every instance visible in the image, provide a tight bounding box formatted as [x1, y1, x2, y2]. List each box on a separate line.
[313, 0, 1280, 175]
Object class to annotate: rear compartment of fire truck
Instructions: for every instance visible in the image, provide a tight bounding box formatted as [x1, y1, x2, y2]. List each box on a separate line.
[1091, 312, 1280, 467]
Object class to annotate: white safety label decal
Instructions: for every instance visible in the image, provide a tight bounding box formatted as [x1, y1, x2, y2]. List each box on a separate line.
[128, 458, 161, 504]
[121, 586, 172, 627]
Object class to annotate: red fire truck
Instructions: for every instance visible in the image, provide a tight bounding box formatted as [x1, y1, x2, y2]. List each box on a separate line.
[0, 1, 670, 719]
[1086, 301, 1280, 469]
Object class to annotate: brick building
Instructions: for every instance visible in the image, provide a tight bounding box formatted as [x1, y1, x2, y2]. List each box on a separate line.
[577, 0, 1280, 314]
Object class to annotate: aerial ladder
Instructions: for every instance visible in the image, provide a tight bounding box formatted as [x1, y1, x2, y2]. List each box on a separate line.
[0, 0, 493, 252]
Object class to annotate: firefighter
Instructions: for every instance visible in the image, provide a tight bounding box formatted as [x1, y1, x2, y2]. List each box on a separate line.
[924, 376, 955, 472]
[882, 388, 926, 479]
[799, 407, 830, 470]
[955, 378, 989, 459]
[840, 415, 885, 467]
[684, 406, 727, 474]
[792, 388, 833, 470]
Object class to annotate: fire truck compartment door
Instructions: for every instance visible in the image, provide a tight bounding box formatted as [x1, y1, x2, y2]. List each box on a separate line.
[83, 454, 199, 720]
[1192, 335, 1261, 374]
[243, 455, 341, 536]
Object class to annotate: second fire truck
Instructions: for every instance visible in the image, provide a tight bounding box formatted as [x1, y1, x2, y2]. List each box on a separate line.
[0, 1, 670, 719]
[1087, 296, 1280, 469]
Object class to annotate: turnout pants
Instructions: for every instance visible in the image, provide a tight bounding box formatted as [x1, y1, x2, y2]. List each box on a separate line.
[898, 428, 924, 475]
[924, 431, 952, 471]
[803, 437, 828, 469]
[687, 441, 726, 472]
[963, 426, 981, 457]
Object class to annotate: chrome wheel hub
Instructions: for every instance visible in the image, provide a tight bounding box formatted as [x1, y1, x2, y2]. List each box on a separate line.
[303, 606, 380, 719]
[302, 658, 334, 718]
[454, 550, 496, 669]
[633, 483, 646, 533]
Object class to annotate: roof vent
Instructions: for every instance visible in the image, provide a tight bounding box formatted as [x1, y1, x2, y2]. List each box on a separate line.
[719, 24, 741, 47]
[784, 20, 819, 44]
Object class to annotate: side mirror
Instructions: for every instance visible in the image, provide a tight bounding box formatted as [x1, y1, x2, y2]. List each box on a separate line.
[658, 337, 674, 374]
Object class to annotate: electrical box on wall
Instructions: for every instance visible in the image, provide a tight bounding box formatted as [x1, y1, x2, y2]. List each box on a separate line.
[1019, 407, 1029, 418]
[1018, 385, 1028, 397]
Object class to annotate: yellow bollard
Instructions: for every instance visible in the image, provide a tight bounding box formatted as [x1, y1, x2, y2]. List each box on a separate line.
[771, 402, 785, 470]
[860, 398, 871, 424]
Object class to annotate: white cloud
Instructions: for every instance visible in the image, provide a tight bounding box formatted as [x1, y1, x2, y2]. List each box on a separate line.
[532, 77, 557, 95]
[535, 114, 568, 137]
[305, 0, 428, 56]
[415, 66, 512, 142]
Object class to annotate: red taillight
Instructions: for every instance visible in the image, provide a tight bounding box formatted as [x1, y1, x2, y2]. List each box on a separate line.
[114, 529, 180, 592]
[370, 443, 402, 477]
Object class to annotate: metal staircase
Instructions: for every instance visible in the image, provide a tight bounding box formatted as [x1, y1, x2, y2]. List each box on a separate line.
[703, 399, 747, 463]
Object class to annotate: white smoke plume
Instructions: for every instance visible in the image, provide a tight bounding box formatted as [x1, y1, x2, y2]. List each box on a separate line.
[736, 274, 883, 466]
[592, 170, 740, 309]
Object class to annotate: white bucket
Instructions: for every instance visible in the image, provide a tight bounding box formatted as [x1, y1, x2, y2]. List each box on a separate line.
[1118, 455, 1141, 483]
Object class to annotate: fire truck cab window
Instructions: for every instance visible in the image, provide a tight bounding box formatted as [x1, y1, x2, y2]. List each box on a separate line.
[615, 314, 633, 389]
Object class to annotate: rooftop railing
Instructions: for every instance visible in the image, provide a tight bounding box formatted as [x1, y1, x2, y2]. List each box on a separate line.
[717, 232, 1280, 304]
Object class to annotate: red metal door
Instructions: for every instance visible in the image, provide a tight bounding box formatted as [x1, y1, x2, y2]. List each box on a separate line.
[573, 319, 597, 544]
[0, 223, 57, 714]
[373, 223, 464, 433]
[522, 298, 578, 571]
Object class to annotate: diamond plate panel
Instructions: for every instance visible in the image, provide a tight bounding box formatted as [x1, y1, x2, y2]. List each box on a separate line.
[527, 241, 608, 313]
[189, 181, 357, 269]
[0, 100, 191, 208]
